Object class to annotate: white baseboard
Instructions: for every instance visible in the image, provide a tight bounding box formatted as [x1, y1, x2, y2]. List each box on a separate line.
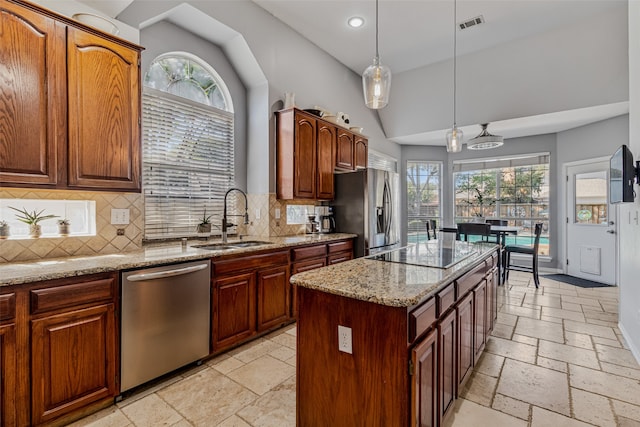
[618, 322, 640, 365]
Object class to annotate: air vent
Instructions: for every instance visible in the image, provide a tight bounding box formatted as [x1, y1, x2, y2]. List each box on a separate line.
[458, 15, 485, 30]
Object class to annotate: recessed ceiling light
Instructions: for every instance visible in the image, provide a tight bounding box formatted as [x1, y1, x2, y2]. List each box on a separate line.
[348, 16, 364, 28]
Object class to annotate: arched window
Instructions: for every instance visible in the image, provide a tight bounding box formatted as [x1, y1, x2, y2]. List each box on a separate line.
[142, 53, 235, 239]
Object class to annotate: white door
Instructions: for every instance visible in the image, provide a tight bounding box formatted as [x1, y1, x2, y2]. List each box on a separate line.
[566, 160, 617, 285]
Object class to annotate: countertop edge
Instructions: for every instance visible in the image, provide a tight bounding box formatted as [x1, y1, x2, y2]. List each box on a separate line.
[0, 233, 357, 286]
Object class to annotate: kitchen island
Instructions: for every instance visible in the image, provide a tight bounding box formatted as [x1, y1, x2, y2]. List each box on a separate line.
[290, 241, 499, 427]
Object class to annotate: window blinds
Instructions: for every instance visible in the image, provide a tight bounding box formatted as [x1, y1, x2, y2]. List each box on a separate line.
[452, 153, 550, 173]
[142, 89, 235, 239]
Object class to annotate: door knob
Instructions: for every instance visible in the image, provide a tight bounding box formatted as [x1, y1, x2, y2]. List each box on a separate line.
[609, 221, 615, 225]
[606, 230, 615, 234]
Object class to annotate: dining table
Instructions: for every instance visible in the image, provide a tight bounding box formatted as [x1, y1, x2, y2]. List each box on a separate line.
[440, 223, 518, 285]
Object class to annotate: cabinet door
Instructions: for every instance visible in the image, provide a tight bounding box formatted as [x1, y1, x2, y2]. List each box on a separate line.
[438, 309, 456, 421]
[257, 265, 289, 331]
[293, 112, 317, 198]
[490, 268, 499, 333]
[291, 258, 327, 318]
[474, 280, 487, 364]
[0, 323, 17, 427]
[411, 329, 438, 427]
[31, 304, 117, 425]
[457, 292, 474, 389]
[0, 2, 65, 186]
[335, 129, 354, 170]
[212, 272, 256, 351]
[316, 123, 335, 200]
[354, 136, 368, 170]
[66, 27, 141, 191]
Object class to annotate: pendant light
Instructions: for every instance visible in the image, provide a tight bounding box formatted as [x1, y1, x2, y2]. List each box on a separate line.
[467, 123, 504, 150]
[445, 0, 462, 153]
[362, 0, 391, 109]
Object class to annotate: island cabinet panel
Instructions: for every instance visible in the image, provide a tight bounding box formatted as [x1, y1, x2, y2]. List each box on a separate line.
[438, 309, 457, 422]
[212, 272, 257, 351]
[297, 288, 409, 426]
[457, 292, 474, 389]
[474, 280, 488, 365]
[411, 329, 438, 427]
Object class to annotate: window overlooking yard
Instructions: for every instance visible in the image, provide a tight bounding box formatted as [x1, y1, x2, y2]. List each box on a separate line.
[407, 161, 442, 243]
[142, 53, 235, 239]
[453, 154, 550, 255]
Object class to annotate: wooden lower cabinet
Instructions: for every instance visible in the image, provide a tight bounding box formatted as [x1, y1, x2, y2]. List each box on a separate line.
[291, 258, 326, 319]
[0, 323, 17, 427]
[257, 265, 289, 332]
[411, 329, 438, 427]
[31, 304, 116, 425]
[474, 280, 487, 363]
[212, 272, 256, 351]
[438, 309, 457, 421]
[457, 292, 474, 389]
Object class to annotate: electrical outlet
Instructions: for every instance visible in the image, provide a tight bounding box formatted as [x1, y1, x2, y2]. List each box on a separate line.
[111, 208, 130, 225]
[338, 325, 352, 354]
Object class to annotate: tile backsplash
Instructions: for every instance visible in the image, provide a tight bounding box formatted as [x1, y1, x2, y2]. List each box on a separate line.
[0, 189, 314, 263]
[0, 188, 143, 263]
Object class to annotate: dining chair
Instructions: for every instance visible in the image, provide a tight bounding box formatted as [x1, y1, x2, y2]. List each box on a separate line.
[503, 223, 543, 288]
[457, 223, 491, 242]
[425, 219, 437, 240]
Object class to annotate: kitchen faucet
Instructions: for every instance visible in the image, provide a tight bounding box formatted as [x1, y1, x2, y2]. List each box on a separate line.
[222, 188, 249, 243]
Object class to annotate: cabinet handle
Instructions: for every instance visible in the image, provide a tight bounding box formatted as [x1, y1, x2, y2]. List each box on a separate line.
[125, 263, 208, 281]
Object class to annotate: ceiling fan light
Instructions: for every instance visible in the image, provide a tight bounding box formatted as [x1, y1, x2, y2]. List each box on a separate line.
[446, 126, 463, 153]
[363, 58, 391, 109]
[467, 123, 504, 150]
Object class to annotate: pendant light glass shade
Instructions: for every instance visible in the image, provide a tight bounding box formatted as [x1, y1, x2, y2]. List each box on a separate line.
[363, 58, 391, 109]
[445, 0, 462, 152]
[362, 0, 391, 109]
[446, 126, 463, 153]
[467, 123, 504, 150]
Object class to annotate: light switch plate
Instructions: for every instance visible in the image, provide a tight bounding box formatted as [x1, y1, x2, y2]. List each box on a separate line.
[275, 208, 281, 219]
[111, 208, 130, 225]
[255, 208, 261, 220]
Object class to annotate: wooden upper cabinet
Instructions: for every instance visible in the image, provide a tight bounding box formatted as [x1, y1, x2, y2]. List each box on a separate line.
[354, 136, 368, 170]
[293, 112, 317, 199]
[67, 27, 141, 191]
[316, 122, 335, 200]
[0, 2, 65, 186]
[335, 129, 354, 171]
[0, 0, 142, 191]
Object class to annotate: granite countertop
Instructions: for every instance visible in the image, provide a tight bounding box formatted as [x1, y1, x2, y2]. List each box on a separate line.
[290, 241, 498, 308]
[0, 233, 356, 287]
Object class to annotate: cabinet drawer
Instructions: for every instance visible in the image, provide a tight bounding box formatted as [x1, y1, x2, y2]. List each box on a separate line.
[328, 251, 353, 265]
[409, 297, 436, 342]
[291, 244, 327, 262]
[292, 258, 327, 274]
[0, 293, 16, 322]
[213, 251, 289, 276]
[436, 283, 455, 316]
[328, 240, 353, 254]
[31, 276, 116, 315]
[456, 262, 487, 298]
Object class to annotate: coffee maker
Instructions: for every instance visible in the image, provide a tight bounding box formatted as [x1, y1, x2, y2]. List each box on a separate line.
[305, 214, 318, 234]
[315, 206, 336, 234]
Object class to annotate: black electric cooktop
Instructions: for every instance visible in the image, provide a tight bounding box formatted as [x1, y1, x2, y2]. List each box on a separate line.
[368, 241, 478, 269]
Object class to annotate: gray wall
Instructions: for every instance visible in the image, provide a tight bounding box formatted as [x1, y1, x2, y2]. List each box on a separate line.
[140, 21, 248, 190]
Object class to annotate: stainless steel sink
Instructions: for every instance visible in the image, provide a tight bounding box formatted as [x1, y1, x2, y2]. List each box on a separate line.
[194, 241, 272, 251]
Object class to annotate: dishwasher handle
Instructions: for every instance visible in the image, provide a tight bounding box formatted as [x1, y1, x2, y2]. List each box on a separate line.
[126, 263, 209, 282]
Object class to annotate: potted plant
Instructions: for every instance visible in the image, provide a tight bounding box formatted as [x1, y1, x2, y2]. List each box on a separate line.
[196, 210, 213, 234]
[58, 219, 71, 236]
[0, 221, 9, 239]
[9, 207, 58, 238]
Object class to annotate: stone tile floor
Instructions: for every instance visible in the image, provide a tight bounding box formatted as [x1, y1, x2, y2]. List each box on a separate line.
[70, 271, 640, 426]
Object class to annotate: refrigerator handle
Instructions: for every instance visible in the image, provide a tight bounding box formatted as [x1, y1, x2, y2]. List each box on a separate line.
[383, 178, 392, 238]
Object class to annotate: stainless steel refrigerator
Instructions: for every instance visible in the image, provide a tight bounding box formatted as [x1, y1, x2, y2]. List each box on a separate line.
[333, 168, 400, 257]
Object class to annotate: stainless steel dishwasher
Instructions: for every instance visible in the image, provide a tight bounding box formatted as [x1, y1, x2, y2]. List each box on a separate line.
[120, 259, 211, 392]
